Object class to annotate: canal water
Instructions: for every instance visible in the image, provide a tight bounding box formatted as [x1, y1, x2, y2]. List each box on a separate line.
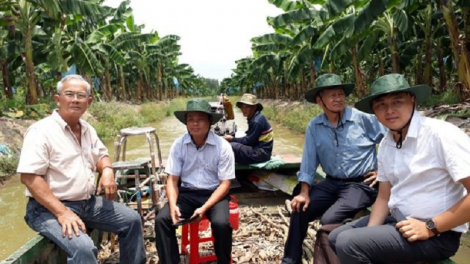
[1, 106, 469, 263]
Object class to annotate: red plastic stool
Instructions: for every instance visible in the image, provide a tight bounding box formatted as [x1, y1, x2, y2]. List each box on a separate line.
[180, 195, 239, 264]
[180, 216, 216, 264]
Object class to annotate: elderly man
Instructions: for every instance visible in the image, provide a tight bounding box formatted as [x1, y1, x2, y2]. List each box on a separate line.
[282, 73, 386, 264]
[17, 75, 146, 264]
[223, 93, 273, 165]
[329, 74, 470, 263]
[155, 98, 235, 264]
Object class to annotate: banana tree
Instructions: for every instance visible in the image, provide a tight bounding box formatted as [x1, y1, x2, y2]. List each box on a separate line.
[7, 0, 103, 104]
[440, 0, 470, 99]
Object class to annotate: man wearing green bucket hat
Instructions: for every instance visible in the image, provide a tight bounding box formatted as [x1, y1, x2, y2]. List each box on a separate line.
[329, 74, 470, 263]
[155, 98, 235, 264]
[223, 93, 273, 164]
[282, 73, 386, 264]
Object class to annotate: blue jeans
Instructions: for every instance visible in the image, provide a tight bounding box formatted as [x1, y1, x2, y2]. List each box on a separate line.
[24, 196, 146, 264]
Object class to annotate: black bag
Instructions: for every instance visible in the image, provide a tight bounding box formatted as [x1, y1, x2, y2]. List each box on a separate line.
[313, 223, 344, 264]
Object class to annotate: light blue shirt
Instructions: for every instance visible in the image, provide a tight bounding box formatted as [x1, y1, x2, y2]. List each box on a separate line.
[165, 131, 235, 190]
[298, 107, 386, 186]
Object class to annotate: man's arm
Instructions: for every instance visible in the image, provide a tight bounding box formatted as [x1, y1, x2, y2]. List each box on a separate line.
[191, 179, 231, 219]
[21, 173, 86, 238]
[96, 156, 117, 200]
[233, 122, 264, 146]
[397, 177, 470, 242]
[291, 121, 318, 212]
[368, 181, 391, 226]
[166, 175, 181, 224]
[433, 177, 470, 231]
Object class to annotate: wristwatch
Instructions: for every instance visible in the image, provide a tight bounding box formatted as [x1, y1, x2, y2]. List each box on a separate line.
[425, 218, 440, 236]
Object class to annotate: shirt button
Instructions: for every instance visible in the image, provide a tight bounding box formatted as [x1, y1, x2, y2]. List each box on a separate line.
[337, 167, 340, 169]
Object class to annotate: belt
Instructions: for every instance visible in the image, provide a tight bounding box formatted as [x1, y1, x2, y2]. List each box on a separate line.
[326, 175, 364, 183]
[28, 197, 82, 203]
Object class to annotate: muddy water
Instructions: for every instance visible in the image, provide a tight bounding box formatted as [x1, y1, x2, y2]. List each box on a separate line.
[105, 107, 305, 162]
[0, 176, 37, 260]
[1, 107, 470, 263]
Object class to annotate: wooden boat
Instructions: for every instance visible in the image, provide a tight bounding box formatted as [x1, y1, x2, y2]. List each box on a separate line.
[0, 230, 100, 264]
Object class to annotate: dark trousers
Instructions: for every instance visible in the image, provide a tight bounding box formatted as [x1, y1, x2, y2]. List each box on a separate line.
[155, 188, 232, 264]
[281, 178, 377, 264]
[328, 215, 461, 264]
[229, 142, 270, 165]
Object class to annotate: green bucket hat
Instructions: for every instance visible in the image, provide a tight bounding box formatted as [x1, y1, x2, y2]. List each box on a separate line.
[236, 93, 263, 111]
[355, 74, 432, 114]
[305, 74, 354, 103]
[174, 98, 223, 125]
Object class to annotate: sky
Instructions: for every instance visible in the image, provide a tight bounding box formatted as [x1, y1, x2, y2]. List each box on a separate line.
[103, 0, 283, 82]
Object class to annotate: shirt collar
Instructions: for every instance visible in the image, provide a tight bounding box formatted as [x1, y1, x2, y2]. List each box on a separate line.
[248, 111, 260, 121]
[183, 131, 217, 147]
[385, 110, 421, 143]
[51, 109, 88, 133]
[406, 110, 421, 139]
[314, 107, 353, 126]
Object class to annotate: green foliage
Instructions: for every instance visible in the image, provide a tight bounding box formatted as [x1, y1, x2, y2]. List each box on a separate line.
[140, 102, 169, 123]
[86, 101, 187, 140]
[164, 98, 187, 117]
[87, 102, 144, 140]
[262, 101, 323, 133]
[0, 153, 19, 179]
[421, 90, 461, 107]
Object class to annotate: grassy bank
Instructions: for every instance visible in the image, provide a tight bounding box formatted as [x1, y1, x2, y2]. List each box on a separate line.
[260, 100, 324, 133]
[87, 99, 187, 140]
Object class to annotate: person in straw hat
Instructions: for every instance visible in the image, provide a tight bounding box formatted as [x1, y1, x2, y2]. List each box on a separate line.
[223, 93, 273, 165]
[155, 98, 235, 264]
[282, 73, 386, 264]
[329, 74, 470, 263]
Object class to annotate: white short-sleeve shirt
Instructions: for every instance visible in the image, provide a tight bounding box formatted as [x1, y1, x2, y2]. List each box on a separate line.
[377, 111, 470, 233]
[17, 110, 109, 201]
[165, 131, 235, 190]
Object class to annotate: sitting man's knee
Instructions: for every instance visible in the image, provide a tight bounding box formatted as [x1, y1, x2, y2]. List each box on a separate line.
[334, 230, 357, 254]
[320, 214, 339, 225]
[69, 237, 98, 257]
[211, 218, 231, 232]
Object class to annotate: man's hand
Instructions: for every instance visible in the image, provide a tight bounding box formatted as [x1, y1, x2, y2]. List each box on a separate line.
[364, 170, 378, 188]
[290, 193, 310, 213]
[396, 218, 433, 242]
[189, 207, 206, 223]
[223, 135, 233, 142]
[170, 205, 183, 225]
[97, 167, 117, 200]
[57, 209, 86, 239]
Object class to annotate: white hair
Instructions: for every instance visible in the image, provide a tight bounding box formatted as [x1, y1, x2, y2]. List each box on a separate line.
[57, 75, 91, 95]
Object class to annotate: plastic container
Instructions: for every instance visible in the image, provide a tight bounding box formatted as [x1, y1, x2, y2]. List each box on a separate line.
[229, 195, 239, 230]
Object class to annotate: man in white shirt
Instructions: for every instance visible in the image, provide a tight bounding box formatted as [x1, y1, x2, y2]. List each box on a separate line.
[328, 73, 470, 263]
[18, 75, 146, 264]
[155, 98, 236, 264]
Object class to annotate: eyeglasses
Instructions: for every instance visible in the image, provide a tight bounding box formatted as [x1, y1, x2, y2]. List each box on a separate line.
[62, 91, 89, 100]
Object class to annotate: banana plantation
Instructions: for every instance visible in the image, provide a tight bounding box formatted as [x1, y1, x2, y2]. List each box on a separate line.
[0, 0, 214, 106]
[1, 0, 470, 105]
[222, 0, 470, 101]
